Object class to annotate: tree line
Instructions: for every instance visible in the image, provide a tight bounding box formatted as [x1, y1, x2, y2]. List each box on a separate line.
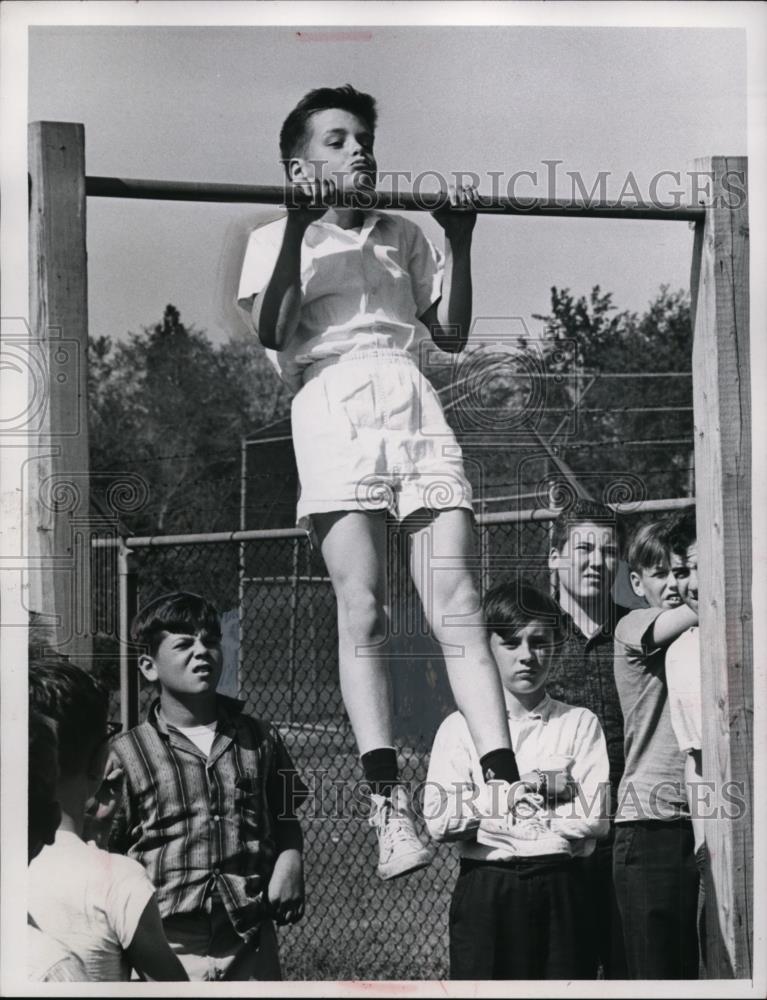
[88, 286, 693, 537]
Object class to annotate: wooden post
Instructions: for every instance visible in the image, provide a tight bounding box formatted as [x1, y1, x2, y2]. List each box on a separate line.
[27, 122, 91, 664]
[690, 156, 752, 978]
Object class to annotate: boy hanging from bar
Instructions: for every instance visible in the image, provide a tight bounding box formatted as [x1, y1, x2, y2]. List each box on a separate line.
[237, 84, 525, 879]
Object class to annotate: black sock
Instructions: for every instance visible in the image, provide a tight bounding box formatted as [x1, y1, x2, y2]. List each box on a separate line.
[479, 747, 520, 785]
[361, 747, 398, 798]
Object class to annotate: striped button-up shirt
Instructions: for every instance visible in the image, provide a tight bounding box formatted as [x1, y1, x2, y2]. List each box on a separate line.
[108, 697, 307, 941]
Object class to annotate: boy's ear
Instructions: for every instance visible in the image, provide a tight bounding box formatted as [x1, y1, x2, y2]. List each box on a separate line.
[287, 157, 309, 184]
[628, 570, 645, 598]
[137, 654, 158, 684]
[548, 548, 560, 572]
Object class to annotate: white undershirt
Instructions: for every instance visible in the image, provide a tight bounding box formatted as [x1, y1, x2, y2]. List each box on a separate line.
[176, 721, 218, 757]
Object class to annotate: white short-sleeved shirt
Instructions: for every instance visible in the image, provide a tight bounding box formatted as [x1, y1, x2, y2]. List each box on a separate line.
[665, 626, 702, 753]
[27, 921, 90, 981]
[236, 211, 443, 393]
[28, 830, 155, 982]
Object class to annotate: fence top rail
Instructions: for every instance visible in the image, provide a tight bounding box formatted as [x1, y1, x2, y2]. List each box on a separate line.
[84, 176, 705, 223]
[90, 497, 694, 549]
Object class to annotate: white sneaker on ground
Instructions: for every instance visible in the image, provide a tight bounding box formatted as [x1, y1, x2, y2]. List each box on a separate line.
[368, 785, 433, 880]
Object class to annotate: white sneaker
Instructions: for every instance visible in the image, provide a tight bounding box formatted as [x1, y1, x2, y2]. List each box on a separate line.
[476, 811, 552, 848]
[476, 784, 561, 850]
[368, 786, 433, 880]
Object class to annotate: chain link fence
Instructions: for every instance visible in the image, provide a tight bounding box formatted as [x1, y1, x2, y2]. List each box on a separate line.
[92, 501, 691, 980]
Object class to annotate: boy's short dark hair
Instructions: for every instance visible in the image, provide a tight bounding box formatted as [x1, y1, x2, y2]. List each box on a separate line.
[131, 591, 221, 657]
[482, 579, 563, 642]
[279, 84, 378, 164]
[665, 507, 697, 559]
[29, 658, 109, 777]
[550, 499, 626, 554]
[28, 708, 60, 858]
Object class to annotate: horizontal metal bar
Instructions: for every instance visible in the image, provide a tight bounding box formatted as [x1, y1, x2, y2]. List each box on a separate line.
[556, 437, 693, 449]
[85, 176, 705, 222]
[610, 497, 695, 513]
[479, 508, 564, 525]
[478, 496, 695, 525]
[91, 497, 695, 550]
[92, 526, 308, 548]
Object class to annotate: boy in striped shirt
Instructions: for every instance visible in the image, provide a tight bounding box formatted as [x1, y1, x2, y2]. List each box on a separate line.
[107, 592, 308, 981]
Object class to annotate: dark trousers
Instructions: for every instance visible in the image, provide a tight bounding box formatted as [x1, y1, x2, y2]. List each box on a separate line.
[579, 835, 628, 978]
[613, 819, 698, 979]
[449, 856, 594, 980]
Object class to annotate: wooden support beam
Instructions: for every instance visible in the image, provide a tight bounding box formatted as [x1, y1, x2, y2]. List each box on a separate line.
[27, 122, 92, 664]
[690, 156, 752, 978]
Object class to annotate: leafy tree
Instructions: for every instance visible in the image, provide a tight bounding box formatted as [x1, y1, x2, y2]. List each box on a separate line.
[532, 285, 693, 501]
[418, 285, 694, 508]
[88, 305, 290, 535]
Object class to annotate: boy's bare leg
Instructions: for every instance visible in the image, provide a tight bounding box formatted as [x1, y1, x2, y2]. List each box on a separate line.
[314, 510, 393, 754]
[314, 509, 433, 878]
[406, 507, 515, 762]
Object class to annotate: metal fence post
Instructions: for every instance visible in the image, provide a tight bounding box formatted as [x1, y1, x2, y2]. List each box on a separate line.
[118, 541, 139, 730]
[479, 500, 490, 594]
[287, 537, 300, 724]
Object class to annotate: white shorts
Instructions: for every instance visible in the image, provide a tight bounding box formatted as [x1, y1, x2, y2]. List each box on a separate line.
[291, 349, 473, 531]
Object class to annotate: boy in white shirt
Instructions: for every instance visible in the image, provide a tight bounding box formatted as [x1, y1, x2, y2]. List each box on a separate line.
[28, 659, 186, 982]
[27, 709, 90, 983]
[238, 83, 523, 880]
[424, 581, 609, 979]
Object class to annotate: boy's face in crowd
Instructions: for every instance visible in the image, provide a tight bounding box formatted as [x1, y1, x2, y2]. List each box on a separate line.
[673, 541, 698, 613]
[293, 108, 377, 193]
[139, 630, 223, 699]
[630, 555, 684, 609]
[549, 521, 619, 604]
[491, 621, 557, 699]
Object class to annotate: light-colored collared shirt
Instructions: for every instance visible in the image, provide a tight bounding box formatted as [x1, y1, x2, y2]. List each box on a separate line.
[236, 211, 444, 393]
[424, 693, 610, 862]
[665, 626, 702, 753]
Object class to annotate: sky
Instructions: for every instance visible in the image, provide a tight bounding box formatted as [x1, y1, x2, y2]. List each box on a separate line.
[27, 22, 747, 346]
